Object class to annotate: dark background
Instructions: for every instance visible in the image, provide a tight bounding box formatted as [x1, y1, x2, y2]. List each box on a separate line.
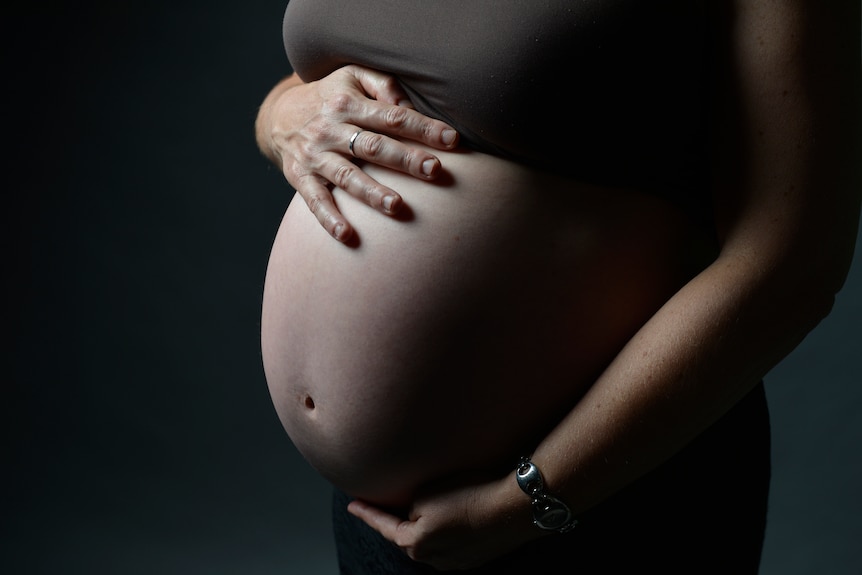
[7, 3, 860, 574]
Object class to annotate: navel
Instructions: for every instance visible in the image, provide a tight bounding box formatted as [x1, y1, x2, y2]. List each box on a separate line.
[303, 394, 316, 410]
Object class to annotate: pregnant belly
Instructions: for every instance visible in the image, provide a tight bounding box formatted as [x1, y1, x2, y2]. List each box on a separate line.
[261, 148, 711, 506]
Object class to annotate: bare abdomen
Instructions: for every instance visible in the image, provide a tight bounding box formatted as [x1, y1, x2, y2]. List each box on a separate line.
[261, 148, 709, 506]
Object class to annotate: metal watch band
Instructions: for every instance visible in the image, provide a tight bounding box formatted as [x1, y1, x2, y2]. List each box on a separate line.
[516, 456, 578, 533]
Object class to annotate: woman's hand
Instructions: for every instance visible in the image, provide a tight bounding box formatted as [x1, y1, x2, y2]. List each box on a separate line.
[346, 474, 545, 571]
[256, 65, 460, 242]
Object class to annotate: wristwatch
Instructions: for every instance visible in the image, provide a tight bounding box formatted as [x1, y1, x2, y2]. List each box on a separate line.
[516, 456, 578, 533]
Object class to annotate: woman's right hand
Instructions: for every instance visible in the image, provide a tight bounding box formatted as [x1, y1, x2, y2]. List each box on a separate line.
[255, 65, 460, 243]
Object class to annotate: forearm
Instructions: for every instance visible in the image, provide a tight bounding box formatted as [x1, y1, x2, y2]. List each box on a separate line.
[530, 251, 837, 514]
[497, 0, 862, 534]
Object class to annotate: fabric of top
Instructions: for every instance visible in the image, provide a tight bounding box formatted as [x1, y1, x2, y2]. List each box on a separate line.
[283, 0, 712, 220]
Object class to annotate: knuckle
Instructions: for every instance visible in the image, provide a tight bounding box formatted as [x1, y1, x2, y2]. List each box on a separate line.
[362, 183, 383, 207]
[332, 162, 359, 189]
[382, 105, 410, 129]
[306, 116, 338, 147]
[421, 122, 436, 140]
[400, 148, 420, 172]
[305, 193, 324, 216]
[361, 132, 385, 159]
[294, 142, 319, 169]
[330, 164, 382, 207]
[298, 178, 332, 216]
[324, 92, 352, 116]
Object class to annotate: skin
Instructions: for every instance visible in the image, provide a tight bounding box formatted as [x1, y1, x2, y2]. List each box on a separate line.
[255, 66, 460, 243]
[262, 145, 709, 505]
[255, 0, 861, 570]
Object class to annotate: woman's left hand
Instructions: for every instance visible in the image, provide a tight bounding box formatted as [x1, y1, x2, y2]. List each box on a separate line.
[347, 476, 542, 571]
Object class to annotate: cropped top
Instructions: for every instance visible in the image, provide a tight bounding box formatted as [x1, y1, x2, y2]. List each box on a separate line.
[283, 0, 713, 221]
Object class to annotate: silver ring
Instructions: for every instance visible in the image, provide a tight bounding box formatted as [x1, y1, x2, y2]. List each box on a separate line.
[348, 130, 363, 157]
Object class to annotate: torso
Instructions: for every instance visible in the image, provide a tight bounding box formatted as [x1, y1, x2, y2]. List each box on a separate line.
[262, 148, 715, 506]
[265, 0, 719, 507]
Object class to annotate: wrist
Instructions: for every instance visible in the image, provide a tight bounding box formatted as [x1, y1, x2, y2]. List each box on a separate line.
[515, 456, 578, 534]
[483, 470, 551, 549]
[255, 74, 304, 166]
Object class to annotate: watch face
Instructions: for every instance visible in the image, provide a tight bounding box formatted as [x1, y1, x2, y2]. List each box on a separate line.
[533, 499, 572, 530]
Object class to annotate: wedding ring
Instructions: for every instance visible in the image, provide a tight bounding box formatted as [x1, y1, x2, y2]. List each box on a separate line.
[348, 130, 363, 157]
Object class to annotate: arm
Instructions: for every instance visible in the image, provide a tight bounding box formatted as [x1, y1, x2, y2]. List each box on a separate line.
[347, 0, 862, 569]
[527, 0, 862, 511]
[255, 66, 459, 242]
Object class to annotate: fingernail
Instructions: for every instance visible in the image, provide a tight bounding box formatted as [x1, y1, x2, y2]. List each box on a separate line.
[441, 129, 457, 146]
[421, 159, 437, 177]
[333, 223, 346, 241]
[382, 195, 397, 213]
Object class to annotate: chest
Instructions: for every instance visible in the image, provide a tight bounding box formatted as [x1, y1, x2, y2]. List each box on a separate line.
[283, 0, 711, 193]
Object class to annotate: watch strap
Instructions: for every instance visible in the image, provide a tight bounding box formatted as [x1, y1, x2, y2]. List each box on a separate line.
[516, 456, 578, 533]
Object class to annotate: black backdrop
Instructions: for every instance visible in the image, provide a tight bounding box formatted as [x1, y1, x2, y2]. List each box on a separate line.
[8, 3, 861, 574]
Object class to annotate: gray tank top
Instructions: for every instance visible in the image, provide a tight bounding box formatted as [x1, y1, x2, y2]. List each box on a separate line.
[283, 0, 713, 220]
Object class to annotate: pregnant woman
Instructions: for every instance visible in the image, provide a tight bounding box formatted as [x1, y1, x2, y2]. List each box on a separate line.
[255, 1, 861, 572]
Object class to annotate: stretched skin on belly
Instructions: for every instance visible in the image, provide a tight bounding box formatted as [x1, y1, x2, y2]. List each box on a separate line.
[261, 150, 711, 506]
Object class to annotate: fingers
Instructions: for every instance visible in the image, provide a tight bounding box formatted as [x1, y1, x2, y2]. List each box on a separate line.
[375, 103, 459, 153]
[347, 65, 460, 153]
[319, 150, 404, 213]
[347, 500, 408, 543]
[365, 101, 459, 157]
[273, 65, 462, 243]
[348, 64, 416, 107]
[346, 128, 447, 181]
[347, 499, 459, 570]
[295, 175, 354, 243]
